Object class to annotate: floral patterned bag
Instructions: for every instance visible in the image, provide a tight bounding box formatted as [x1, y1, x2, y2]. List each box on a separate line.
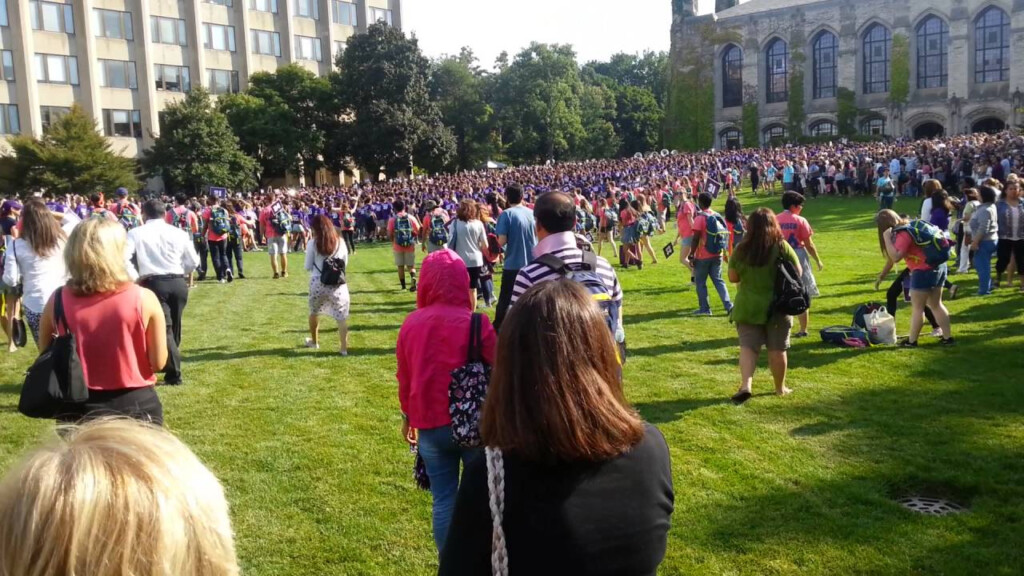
[448, 313, 491, 448]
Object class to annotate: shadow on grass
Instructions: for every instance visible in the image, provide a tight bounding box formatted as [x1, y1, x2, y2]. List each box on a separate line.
[635, 397, 732, 423]
[0, 382, 23, 396]
[629, 337, 739, 357]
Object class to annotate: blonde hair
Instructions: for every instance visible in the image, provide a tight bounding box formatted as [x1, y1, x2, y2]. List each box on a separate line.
[0, 419, 239, 576]
[65, 217, 133, 295]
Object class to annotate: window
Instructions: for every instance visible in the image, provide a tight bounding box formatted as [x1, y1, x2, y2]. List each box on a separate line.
[975, 7, 1009, 84]
[151, 16, 187, 45]
[809, 120, 838, 137]
[765, 39, 788, 104]
[103, 109, 142, 138]
[295, 0, 319, 19]
[251, 29, 282, 56]
[916, 17, 948, 88]
[33, 54, 79, 85]
[295, 36, 322, 61]
[29, 1, 75, 34]
[250, 0, 278, 13]
[863, 24, 891, 94]
[203, 23, 236, 51]
[720, 129, 741, 150]
[1, 0, 9, 27]
[861, 117, 886, 136]
[93, 8, 133, 40]
[763, 125, 788, 143]
[332, 1, 357, 25]
[334, 41, 346, 58]
[0, 104, 19, 134]
[1, 50, 13, 81]
[155, 64, 191, 92]
[98, 59, 137, 89]
[205, 0, 233, 5]
[721, 45, 742, 108]
[40, 106, 69, 131]
[812, 31, 837, 99]
[370, 7, 392, 25]
[208, 69, 240, 94]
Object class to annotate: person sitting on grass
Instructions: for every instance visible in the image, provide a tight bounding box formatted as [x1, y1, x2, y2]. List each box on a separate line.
[0, 418, 240, 576]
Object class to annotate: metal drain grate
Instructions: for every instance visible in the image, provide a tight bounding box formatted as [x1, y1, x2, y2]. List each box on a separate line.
[897, 497, 965, 516]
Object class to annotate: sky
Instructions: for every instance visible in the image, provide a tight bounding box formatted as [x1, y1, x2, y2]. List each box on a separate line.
[403, 0, 673, 69]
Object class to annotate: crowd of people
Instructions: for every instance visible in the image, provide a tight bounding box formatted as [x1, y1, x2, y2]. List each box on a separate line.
[0, 129, 1022, 574]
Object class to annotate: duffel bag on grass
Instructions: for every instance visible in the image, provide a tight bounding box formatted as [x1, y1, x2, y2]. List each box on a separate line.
[820, 326, 871, 348]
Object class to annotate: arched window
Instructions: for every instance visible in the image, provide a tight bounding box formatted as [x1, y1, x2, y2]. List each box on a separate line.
[809, 120, 838, 137]
[763, 124, 788, 144]
[917, 17, 948, 88]
[720, 128, 742, 150]
[975, 7, 1009, 83]
[861, 117, 886, 136]
[765, 39, 788, 104]
[863, 24, 891, 94]
[722, 45, 743, 108]
[812, 31, 837, 99]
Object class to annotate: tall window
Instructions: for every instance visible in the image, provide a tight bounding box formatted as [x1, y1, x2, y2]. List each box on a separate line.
[765, 39, 788, 104]
[154, 64, 191, 92]
[203, 23, 236, 51]
[370, 7, 392, 25]
[295, 36, 322, 62]
[250, 0, 278, 13]
[1, 0, 8, 27]
[332, 1, 357, 25]
[205, 0, 233, 5]
[812, 31, 837, 99]
[93, 9, 133, 40]
[29, 1, 75, 34]
[208, 69, 240, 94]
[863, 24, 891, 94]
[295, 0, 319, 19]
[721, 45, 742, 108]
[720, 129, 741, 150]
[151, 16, 187, 46]
[102, 109, 142, 138]
[809, 120, 838, 136]
[1, 50, 13, 81]
[861, 117, 885, 136]
[763, 124, 787, 143]
[251, 29, 282, 56]
[98, 59, 137, 89]
[916, 17, 948, 88]
[34, 54, 79, 85]
[40, 106, 69, 131]
[0, 104, 19, 134]
[975, 7, 1009, 83]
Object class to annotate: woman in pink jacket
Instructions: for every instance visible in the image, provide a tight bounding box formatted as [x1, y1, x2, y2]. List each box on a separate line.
[397, 249, 496, 553]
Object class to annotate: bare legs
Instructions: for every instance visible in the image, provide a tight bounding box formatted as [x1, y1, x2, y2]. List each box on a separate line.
[736, 346, 790, 397]
[4, 295, 19, 352]
[308, 315, 349, 356]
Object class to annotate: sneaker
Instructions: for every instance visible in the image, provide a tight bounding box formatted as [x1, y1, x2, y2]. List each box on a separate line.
[929, 328, 944, 338]
[947, 284, 959, 300]
[238, 274, 246, 279]
[691, 309, 713, 317]
[899, 339, 918, 348]
[273, 273, 280, 279]
[226, 269, 234, 283]
[304, 338, 319, 350]
[941, 337, 956, 347]
[794, 331, 809, 338]
[409, 281, 417, 292]
[219, 279, 226, 284]
[282, 271, 289, 278]
[339, 349, 348, 357]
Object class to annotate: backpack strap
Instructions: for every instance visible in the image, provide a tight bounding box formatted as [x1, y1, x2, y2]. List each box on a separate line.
[535, 253, 570, 275]
[468, 313, 482, 364]
[579, 249, 598, 272]
[54, 287, 69, 335]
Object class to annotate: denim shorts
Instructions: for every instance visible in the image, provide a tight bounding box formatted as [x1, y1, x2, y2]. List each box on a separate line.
[909, 264, 947, 291]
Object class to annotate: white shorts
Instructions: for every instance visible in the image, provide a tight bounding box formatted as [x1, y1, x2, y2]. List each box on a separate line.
[268, 236, 288, 256]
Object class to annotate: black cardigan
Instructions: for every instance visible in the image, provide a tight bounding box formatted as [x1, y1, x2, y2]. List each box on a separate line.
[439, 424, 674, 575]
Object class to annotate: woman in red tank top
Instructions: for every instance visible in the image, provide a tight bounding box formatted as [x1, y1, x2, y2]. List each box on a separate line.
[38, 218, 168, 425]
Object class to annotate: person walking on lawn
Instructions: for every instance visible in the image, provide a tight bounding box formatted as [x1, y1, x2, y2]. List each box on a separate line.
[776, 192, 824, 337]
[388, 199, 421, 292]
[688, 192, 733, 316]
[493, 184, 536, 330]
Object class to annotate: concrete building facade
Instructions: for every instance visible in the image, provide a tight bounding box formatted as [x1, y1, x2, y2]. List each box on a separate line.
[0, 0, 401, 184]
[671, 0, 1024, 148]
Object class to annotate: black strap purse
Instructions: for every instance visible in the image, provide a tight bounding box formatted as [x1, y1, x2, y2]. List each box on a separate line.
[19, 288, 89, 419]
[315, 256, 347, 286]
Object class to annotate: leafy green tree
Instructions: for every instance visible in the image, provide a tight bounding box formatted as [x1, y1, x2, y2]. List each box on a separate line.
[143, 88, 256, 195]
[614, 85, 663, 156]
[578, 83, 620, 159]
[587, 51, 669, 106]
[218, 93, 294, 184]
[430, 48, 493, 171]
[331, 23, 454, 177]
[787, 51, 807, 140]
[5, 104, 138, 195]
[890, 34, 910, 106]
[836, 88, 859, 137]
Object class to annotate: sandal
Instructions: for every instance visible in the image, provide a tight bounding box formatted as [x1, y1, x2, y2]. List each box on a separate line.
[731, 391, 752, 405]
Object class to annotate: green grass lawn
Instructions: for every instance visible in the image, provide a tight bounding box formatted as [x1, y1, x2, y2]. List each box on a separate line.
[2, 193, 1023, 575]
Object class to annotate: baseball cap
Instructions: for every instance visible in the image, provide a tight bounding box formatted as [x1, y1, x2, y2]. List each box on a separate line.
[115, 187, 129, 197]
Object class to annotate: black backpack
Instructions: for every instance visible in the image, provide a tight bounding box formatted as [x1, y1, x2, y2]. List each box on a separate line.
[316, 255, 347, 286]
[19, 289, 89, 419]
[772, 248, 810, 317]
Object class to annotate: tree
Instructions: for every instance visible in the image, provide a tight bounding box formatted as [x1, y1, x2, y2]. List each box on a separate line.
[614, 85, 663, 156]
[143, 88, 256, 195]
[787, 50, 807, 141]
[890, 34, 910, 106]
[588, 51, 669, 106]
[578, 83, 620, 159]
[331, 23, 454, 177]
[430, 49, 493, 171]
[5, 104, 138, 195]
[217, 93, 290, 184]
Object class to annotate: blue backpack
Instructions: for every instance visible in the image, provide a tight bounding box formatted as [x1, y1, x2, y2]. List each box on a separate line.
[820, 326, 872, 348]
[702, 211, 730, 255]
[394, 215, 416, 247]
[893, 220, 953, 267]
[428, 214, 449, 245]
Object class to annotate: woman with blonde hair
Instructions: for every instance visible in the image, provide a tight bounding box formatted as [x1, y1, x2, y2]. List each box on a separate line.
[0, 418, 239, 576]
[37, 217, 167, 424]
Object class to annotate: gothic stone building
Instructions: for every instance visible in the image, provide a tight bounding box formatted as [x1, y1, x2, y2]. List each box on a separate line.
[671, 0, 1024, 148]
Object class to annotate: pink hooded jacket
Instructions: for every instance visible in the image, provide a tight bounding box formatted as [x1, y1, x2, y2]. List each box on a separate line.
[397, 249, 497, 430]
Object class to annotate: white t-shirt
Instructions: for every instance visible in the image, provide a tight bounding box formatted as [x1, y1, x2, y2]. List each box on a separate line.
[2, 238, 68, 314]
[920, 197, 933, 222]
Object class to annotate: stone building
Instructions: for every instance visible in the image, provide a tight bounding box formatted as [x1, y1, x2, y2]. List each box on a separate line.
[670, 0, 1024, 148]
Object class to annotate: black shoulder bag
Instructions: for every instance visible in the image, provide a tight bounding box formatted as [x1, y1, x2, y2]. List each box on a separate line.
[315, 254, 347, 286]
[19, 288, 89, 419]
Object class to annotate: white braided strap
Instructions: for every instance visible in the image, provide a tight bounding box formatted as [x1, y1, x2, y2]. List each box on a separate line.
[485, 447, 509, 576]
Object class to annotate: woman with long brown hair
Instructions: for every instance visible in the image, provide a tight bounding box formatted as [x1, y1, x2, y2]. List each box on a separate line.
[303, 214, 350, 354]
[2, 199, 67, 346]
[726, 208, 801, 405]
[447, 199, 488, 307]
[440, 280, 673, 575]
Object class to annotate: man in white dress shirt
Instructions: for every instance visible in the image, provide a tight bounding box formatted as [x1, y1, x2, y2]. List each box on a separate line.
[125, 199, 199, 386]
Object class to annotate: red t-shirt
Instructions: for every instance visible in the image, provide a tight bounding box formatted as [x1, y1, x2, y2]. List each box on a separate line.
[690, 211, 717, 260]
[677, 201, 696, 237]
[776, 210, 813, 249]
[388, 212, 420, 253]
[620, 209, 638, 228]
[894, 230, 931, 271]
[202, 207, 228, 242]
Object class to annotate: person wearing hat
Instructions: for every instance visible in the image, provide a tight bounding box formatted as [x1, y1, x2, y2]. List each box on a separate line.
[421, 199, 450, 255]
[110, 187, 141, 232]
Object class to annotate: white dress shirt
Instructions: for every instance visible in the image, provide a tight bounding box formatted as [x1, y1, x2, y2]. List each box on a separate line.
[2, 239, 68, 314]
[125, 219, 200, 280]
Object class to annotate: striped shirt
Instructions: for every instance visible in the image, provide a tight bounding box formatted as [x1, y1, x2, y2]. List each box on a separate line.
[510, 246, 623, 307]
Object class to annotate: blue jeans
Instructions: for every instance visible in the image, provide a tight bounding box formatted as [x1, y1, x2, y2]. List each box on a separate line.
[880, 196, 894, 210]
[417, 426, 482, 551]
[974, 239, 998, 295]
[694, 257, 732, 313]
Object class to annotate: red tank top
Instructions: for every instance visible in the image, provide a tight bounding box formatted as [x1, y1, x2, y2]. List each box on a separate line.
[61, 284, 156, 391]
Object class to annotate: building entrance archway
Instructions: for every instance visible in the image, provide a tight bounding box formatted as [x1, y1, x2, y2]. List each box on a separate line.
[913, 122, 944, 139]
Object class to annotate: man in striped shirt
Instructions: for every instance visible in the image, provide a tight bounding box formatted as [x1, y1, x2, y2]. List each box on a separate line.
[509, 192, 624, 336]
